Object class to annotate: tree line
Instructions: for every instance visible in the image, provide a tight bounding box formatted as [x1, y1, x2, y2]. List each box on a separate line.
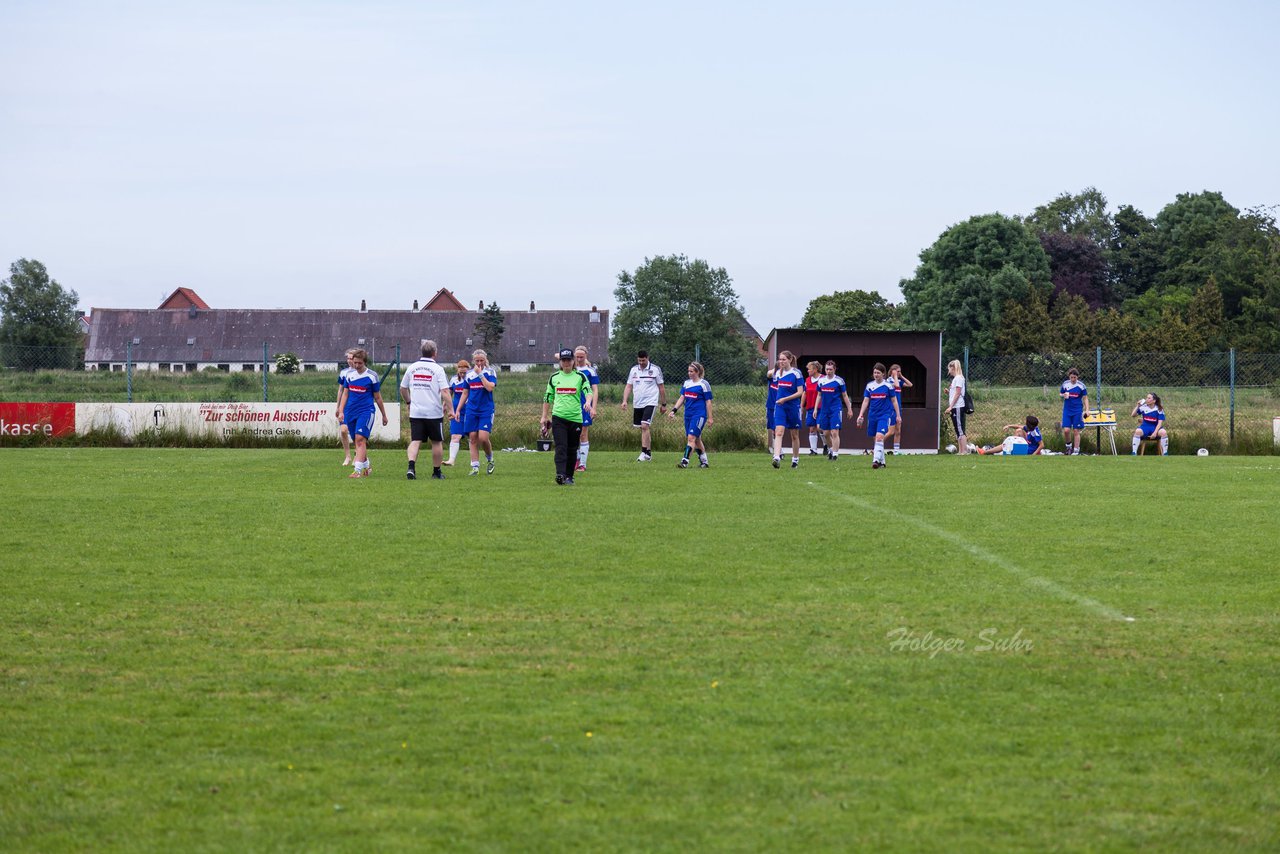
[802, 188, 1280, 355]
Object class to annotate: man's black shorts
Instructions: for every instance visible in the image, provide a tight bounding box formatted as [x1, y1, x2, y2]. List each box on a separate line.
[632, 405, 656, 427]
[410, 417, 444, 442]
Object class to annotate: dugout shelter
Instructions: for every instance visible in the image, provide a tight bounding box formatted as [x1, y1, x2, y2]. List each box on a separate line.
[765, 329, 943, 453]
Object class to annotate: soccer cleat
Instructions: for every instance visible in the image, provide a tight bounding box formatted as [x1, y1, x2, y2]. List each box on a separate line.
[699, 460, 709, 468]
[772, 457, 781, 469]
[678, 458, 689, 468]
[555, 474, 565, 485]
[809, 449, 820, 456]
[575, 462, 586, 472]
[431, 472, 444, 480]
[637, 452, 652, 462]
[791, 459, 799, 469]
[565, 477, 575, 485]
[406, 469, 416, 480]
[442, 460, 454, 467]
[486, 459, 495, 474]
[469, 467, 479, 476]
[348, 470, 363, 479]
[872, 460, 883, 469]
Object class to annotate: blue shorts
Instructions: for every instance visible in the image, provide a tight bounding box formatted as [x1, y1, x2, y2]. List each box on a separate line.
[1139, 424, 1160, 437]
[685, 414, 707, 438]
[1063, 412, 1085, 430]
[866, 415, 892, 437]
[581, 406, 593, 427]
[344, 410, 376, 439]
[805, 409, 819, 428]
[888, 410, 898, 426]
[773, 403, 801, 430]
[464, 409, 494, 435]
[766, 408, 776, 430]
[817, 407, 842, 431]
[449, 416, 464, 436]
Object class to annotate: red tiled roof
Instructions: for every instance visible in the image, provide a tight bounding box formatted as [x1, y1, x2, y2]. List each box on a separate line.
[158, 287, 211, 310]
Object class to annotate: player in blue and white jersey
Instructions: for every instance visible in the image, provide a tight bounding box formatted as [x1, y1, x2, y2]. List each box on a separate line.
[668, 361, 714, 468]
[976, 415, 1043, 455]
[444, 358, 470, 466]
[765, 363, 779, 453]
[887, 364, 914, 454]
[335, 348, 388, 478]
[1060, 368, 1090, 456]
[336, 348, 356, 466]
[855, 362, 902, 469]
[1131, 393, 1168, 455]
[813, 360, 852, 460]
[770, 351, 805, 469]
[464, 349, 498, 475]
[574, 345, 600, 472]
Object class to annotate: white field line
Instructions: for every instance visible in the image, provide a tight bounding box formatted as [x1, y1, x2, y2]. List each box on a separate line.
[807, 481, 1135, 622]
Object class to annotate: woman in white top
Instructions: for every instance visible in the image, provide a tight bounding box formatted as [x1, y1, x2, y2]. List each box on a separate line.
[943, 359, 969, 455]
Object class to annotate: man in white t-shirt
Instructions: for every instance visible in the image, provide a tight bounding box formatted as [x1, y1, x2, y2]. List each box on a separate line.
[400, 339, 453, 480]
[618, 350, 666, 461]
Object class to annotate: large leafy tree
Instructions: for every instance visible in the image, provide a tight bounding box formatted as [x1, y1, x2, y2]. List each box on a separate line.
[1039, 231, 1110, 308]
[1108, 204, 1161, 303]
[609, 254, 756, 380]
[900, 214, 1052, 356]
[1023, 187, 1113, 248]
[798, 289, 900, 330]
[0, 258, 82, 369]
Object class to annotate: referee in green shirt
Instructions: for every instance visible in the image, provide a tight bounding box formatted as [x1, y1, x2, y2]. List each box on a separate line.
[541, 348, 594, 485]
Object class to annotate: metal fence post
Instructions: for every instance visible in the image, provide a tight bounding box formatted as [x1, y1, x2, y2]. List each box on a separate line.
[963, 346, 969, 380]
[695, 341, 701, 363]
[1229, 348, 1236, 445]
[126, 340, 133, 402]
[1096, 346, 1103, 406]
[394, 344, 402, 402]
[263, 342, 269, 402]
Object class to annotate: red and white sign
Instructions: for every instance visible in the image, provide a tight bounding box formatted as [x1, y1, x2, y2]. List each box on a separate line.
[75, 402, 399, 441]
[0, 402, 76, 437]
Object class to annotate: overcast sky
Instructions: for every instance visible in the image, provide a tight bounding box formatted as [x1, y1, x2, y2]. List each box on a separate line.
[2, 0, 1277, 332]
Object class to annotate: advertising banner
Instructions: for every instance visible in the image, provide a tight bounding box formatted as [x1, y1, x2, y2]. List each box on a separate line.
[0, 402, 76, 437]
[74, 402, 400, 441]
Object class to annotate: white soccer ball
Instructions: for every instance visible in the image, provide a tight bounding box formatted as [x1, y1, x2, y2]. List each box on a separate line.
[945, 444, 957, 454]
[1197, 448, 1209, 457]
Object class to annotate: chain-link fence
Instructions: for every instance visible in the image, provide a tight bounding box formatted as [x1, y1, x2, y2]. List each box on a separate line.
[6, 343, 1279, 453]
[959, 350, 1280, 455]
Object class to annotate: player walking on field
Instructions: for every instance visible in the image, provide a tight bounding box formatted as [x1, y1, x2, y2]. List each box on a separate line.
[336, 348, 356, 466]
[464, 350, 498, 475]
[573, 345, 600, 472]
[540, 349, 594, 485]
[335, 348, 388, 478]
[886, 363, 913, 454]
[813, 360, 853, 460]
[1060, 368, 1090, 456]
[400, 339, 453, 481]
[444, 359, 469, 466]
[804, 361, 825, 456]
[668, 361, 714, 468]
[856, 362, 901, 469]
[619, 350, 666, 461]
[1131, 393, 1169, 455]
[764, 362, 779, 453]
[771, 350, 804, 469]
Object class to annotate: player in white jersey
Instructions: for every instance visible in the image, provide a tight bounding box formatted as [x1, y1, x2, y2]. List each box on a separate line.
[619, 350, 666, 461]
[400, 339, 454, 480]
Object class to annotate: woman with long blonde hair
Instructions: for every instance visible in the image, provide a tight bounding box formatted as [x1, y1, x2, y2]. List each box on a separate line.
[943, 359, 968, 455]
[464, 349, 498, 475]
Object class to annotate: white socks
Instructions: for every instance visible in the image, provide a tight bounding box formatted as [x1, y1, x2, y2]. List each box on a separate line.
[808, 434, 819, 452]
[578, 441, 590, 467]
[874, 439, 885, 464]
[1132, 436, 1140, 454]
[447, 438, 460, 463]
[1161, 435, 1168, 455]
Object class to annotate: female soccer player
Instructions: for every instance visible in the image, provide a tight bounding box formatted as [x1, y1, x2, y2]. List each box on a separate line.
[335, 348, 388, 478]
[943, 359, 969, 455]
[804, 361, 824, 456]
[856, 362, 901, 469]
[465, 349, 498, 475]
[813, 360, 852, 460]
[1131, 393, 1169, 455]
[976, 415, 1043, 455]
[573, 345, 600, 472]
[764, 362, 779, 453]
[1060, 368, 1090, 456]
[771, 351, 804, 469]
[336, 348, 356, 466]
[886, 363, 913, 454]
[444, 358, 469, 466]
[668, 361, 714, 468]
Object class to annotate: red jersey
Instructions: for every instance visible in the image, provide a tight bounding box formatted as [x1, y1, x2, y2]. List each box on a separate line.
[803, 375, 820, 409]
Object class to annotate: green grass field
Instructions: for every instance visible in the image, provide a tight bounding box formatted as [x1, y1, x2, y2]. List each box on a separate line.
[2, 449, 1278, 851]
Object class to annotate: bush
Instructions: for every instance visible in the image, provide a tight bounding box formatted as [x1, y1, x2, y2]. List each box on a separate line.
[274, 352, 301, 375]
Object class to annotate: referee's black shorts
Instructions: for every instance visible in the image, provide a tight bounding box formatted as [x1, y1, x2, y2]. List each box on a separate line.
[410, 417, 444, 443]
